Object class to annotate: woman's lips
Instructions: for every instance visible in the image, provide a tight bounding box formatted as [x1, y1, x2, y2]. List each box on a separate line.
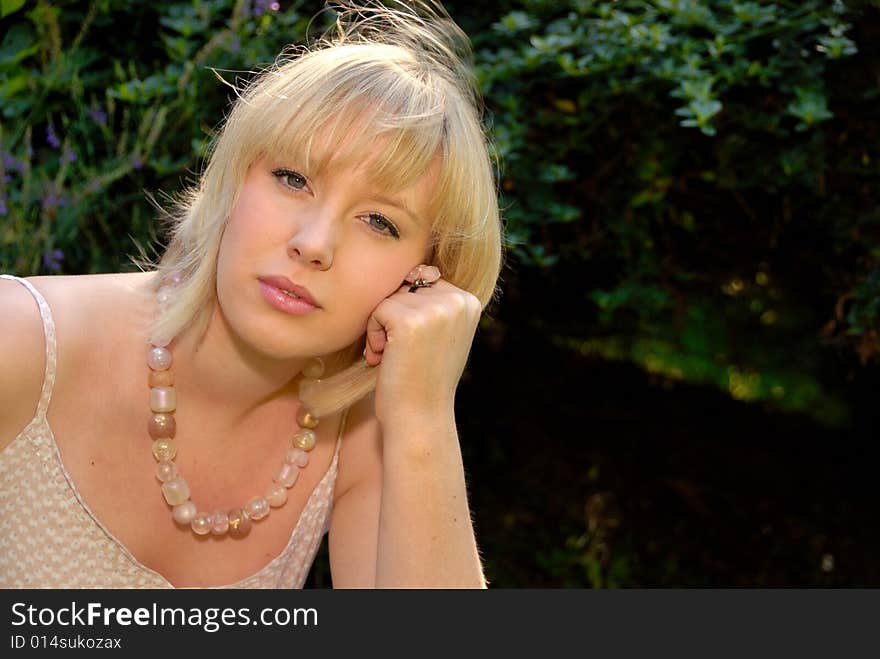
[258, 278, 320, 315]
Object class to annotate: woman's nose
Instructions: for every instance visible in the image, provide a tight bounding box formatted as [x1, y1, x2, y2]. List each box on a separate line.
[286, 209, 336, 270]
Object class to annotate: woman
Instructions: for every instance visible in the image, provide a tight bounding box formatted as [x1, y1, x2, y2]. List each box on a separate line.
[0, 1, 502, 588]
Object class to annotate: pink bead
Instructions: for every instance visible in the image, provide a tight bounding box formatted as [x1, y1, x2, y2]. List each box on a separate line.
[156, 285, 175, 306]
[210, 511, 229, 535]
[163, 271, 182, 286]
[150, 387, 176, 413]
[245, 496, 270, 521]
[162, 476, 190, 506]
[172, 501, 197, 525]
[155, 460, 178, 483]
[265, 483, 287, 507]
[274, 463, 299, 488]
[191, 512, 212, 535]
[147, 346, 172, 371]
[286, 447, 309, 468]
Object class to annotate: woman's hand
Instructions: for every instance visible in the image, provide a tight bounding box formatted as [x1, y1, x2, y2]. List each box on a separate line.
[364, 266, 482, 425]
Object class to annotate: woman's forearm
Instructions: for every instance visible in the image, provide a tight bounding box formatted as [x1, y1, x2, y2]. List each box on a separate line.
[375, 409, 486, 588]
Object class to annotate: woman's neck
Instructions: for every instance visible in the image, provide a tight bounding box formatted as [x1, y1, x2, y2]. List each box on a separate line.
[173, 303, 307, 424]
[133, 272, 307, 429]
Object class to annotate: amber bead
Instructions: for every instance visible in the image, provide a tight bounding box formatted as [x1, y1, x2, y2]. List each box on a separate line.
[148, 413, 176, 439]
[151, 438, 177, 462]
[296, 408, 319, 429]
[148, 370, 174, 387]
[292, 428, 316, 451]
[227, 508, 252, 538]
[302, 357, 325, 379]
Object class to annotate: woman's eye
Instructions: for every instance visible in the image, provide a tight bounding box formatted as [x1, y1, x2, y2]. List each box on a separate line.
[272, 168, 308, 191]
[364, 213, 400, 239]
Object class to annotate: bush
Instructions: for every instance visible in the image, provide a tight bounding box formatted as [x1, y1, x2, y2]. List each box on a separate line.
[466, 0, 879, 426]
[1, 0, 317, 273]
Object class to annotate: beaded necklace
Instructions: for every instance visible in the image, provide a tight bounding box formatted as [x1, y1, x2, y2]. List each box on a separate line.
[146, 273, 323, 538]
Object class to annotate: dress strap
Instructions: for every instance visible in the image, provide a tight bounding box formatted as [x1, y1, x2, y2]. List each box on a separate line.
[0, 275, 57, 419]
[333, 407, 349, 463]
[320, 406, 349, 537]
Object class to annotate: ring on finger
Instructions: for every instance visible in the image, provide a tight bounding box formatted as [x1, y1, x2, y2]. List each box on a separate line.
[404, 264, 441, 293]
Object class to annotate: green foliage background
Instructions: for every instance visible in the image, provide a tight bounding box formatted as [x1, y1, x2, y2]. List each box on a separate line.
[2, 0, 879, 586]
[469, 0, 879, 428]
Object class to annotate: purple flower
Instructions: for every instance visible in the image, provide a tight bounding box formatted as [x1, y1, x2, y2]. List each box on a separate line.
[252, 0, 277, 16]
[87, 107, 107, 126]
[130, 154, 143, 170]
[230, 37, 240, 52]
[2, 152, 24, 173]
[61, 147, 77, 164]
[0, 194, 7, 216]
[41, 191, 66, 210]
[46, 124, 60, 149]
[42, 249, 64, 273]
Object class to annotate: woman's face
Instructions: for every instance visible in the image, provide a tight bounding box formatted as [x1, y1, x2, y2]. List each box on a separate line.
[214, 146, 436, 362]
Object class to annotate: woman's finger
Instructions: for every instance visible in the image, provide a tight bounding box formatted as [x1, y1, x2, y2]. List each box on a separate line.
[365, 309, 388, 366]
[364, 341, 383, 366]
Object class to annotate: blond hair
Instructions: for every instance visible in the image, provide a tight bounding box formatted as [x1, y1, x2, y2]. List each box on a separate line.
[151, 1, 503, 417]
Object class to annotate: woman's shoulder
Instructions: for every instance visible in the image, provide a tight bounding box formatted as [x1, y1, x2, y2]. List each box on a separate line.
[0, 276, 57, 450]
[25, 271, 153, 303]
[0, 272, 154, 451]
[21, 271, 153, 357]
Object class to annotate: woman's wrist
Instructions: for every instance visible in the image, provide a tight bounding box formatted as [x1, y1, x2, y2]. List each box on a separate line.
[378, 404, 460, 464]
[376, 394, 456, 427]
